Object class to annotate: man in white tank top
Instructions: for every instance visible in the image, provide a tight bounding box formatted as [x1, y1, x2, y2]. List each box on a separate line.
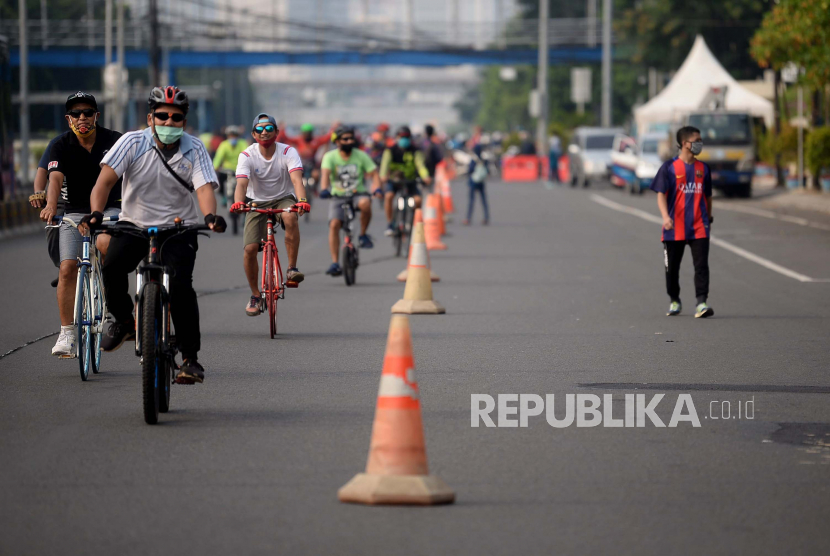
[231, 114, 309, 316]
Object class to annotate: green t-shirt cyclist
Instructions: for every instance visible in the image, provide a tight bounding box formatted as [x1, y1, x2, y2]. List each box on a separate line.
[319, 125, 382, 277]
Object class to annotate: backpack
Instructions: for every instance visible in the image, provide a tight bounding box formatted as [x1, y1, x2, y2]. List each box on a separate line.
[470, 155, 488, 184]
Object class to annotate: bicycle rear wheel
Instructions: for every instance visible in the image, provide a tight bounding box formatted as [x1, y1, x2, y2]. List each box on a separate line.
[75, 266, 92, 381]
[141, 282, 162, 425]
[91, 266, 104, 374]
[343, 245, 356, 286]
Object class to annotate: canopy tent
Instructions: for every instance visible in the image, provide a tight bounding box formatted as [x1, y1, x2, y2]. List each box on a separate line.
[634, 35, 774, 135]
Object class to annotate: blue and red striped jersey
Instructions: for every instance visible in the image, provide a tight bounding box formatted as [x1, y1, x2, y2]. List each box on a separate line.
[650, 157, 712, 241]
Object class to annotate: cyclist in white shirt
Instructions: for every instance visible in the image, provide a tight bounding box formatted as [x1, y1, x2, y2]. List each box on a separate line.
[84, 86, 226, 384]
[230, 113, 309, 317]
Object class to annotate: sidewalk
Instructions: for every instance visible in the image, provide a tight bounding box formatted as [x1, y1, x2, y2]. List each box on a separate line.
[756, 189, 830, 216]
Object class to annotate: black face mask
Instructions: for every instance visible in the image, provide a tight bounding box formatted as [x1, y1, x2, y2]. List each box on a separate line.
[340, 143, 354, 154]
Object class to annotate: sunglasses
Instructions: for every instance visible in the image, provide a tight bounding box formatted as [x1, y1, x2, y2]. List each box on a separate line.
[254, 125, 276, 134]
[339, 135, 355, 142]
[67, 108, 96, 118]
[153, 111, 186, 123]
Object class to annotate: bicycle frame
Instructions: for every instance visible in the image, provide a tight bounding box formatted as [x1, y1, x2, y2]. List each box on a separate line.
[261, 216, 287, 301]
[134, 228, 174, 358]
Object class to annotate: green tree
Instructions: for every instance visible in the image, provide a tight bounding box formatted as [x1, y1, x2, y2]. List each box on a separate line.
[616, 0, 770, 80]
[750, 0, 830, 90]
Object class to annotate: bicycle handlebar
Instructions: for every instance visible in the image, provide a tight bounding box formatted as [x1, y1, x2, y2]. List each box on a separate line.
[232, 205, 302, 215]
[46, 215, 119, 230]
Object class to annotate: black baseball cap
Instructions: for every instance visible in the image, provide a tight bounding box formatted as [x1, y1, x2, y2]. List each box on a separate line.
[66, 91, 98, 112]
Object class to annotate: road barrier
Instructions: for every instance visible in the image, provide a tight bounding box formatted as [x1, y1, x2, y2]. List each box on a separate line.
[397, 209, 439, 283]
[0, 194, 41, 237]
[338, 315, 455, 505]
[392, 221, 445, 314]
[501, 155, 549, 182]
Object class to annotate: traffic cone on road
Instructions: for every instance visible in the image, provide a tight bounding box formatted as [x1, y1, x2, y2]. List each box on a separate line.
[435, 191, 447, 236]
[338, 315, 455, 505]
[437, 164, 455, 216]
[397, 209, 439, 283]
[424, 194, 447, 251]
[392, 222, 445, 314]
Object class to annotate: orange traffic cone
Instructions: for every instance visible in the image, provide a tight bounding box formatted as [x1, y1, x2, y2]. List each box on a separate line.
[397, 209, 439, 283]
[424, 194, 447, 251]
[392, 221, 445, 314]
[437, 164, 455, 216]
[338, 315, 455, 505]
[435, 190, 447, 236]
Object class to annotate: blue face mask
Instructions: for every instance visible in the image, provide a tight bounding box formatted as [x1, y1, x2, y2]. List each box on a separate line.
[229, 138, 238, 147]
[397, 137, 411, 149]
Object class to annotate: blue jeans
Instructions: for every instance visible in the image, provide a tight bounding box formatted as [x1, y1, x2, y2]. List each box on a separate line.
[467, 180, 489, 221]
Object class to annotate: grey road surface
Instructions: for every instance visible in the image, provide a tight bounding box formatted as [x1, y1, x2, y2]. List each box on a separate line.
[2, 179, 829, 555]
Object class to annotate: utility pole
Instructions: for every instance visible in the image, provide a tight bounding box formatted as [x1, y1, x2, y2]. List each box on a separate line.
[586, 0, 596, 48]
[404, 0, 413, 49]
[19, 0, 30, 188]
[536, 0, 549, 158]
[601, 0, 611, 127]
[450, 0, 459, 46]
[40, 0, 47, 50]
[87, 0, 94, 50]
[149, 0, 160, 85]
[105, 0, 113, 128]
[797, 86, 804, 190]
[116, 0, 125, 131]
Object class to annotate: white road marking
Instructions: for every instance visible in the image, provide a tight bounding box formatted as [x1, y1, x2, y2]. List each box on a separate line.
[590, 194, 829, 283]
[714, 203, 830, 232]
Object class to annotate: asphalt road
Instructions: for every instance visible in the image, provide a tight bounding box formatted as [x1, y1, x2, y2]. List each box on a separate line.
[2, 179, 829, 555]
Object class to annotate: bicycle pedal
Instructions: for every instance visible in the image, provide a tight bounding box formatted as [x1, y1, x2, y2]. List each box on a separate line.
[174, 376, 196, 385]
[285, 281, 299, 288]
[58, 354, 76, 359]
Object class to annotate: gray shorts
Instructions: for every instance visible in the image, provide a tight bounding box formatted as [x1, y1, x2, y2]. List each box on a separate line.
[328, 194, 369, 223]
[59, 208, 120, 263]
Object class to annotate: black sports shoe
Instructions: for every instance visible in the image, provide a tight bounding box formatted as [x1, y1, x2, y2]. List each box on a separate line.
[51, 277, 59, 288]
[176, 359, 204, 384]
[101, 321, 136, 352]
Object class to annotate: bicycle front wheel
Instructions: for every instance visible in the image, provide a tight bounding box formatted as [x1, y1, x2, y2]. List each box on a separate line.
[264, 244, 278, 339]
[75, 266, 92, 381]
[141, 282, 162, 425]
[91, 265, 104, 374]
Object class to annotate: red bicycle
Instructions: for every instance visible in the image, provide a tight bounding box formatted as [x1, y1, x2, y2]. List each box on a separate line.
[235, 204, 301, 338]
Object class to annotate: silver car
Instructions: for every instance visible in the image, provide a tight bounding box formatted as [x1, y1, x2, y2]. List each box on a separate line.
[568, 127, 624, 187]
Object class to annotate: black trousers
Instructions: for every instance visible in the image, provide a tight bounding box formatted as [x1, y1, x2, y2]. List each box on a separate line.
[102, 225, 201, 359]
[663, 238, 710, 304]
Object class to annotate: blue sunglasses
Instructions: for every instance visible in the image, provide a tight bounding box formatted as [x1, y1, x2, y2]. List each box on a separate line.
[254, 124, 275, 134]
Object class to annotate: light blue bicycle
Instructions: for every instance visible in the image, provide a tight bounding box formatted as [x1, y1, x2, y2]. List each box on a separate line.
[47, 215, 118, 380]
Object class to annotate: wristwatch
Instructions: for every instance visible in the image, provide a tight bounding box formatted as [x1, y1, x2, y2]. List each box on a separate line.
[298, 198, 308, 203]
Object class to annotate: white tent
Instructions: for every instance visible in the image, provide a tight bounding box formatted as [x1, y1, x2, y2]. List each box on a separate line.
[634, 35, 774, 134]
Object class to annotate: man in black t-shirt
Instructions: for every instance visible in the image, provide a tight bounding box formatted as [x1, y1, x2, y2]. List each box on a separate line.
[39, 92, 123, 357]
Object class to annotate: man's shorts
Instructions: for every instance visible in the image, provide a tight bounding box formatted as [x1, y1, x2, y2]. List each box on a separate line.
[384, 180, 420, 196]
[328, 193, 369, 223]
[243, 196, 296, 247]
[59, 207, 120, 263]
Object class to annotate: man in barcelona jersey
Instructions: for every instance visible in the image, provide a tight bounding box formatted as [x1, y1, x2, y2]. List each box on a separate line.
[651, 126, 715, 319]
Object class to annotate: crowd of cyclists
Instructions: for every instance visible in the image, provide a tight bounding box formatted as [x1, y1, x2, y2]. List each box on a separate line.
[29, 85, 458, 383]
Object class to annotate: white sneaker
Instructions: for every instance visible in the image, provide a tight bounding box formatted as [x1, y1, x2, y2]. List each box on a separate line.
[51, 329, 76, 357]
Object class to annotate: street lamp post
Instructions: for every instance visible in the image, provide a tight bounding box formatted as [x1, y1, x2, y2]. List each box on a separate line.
[535, 0, 549, 159]
[19, 0, 30, 188]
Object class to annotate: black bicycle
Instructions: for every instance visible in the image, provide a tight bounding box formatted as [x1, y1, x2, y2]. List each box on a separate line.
[337, 195, 360, 286]
[390, 177, 420, 258]
[114, 219, 212, 424]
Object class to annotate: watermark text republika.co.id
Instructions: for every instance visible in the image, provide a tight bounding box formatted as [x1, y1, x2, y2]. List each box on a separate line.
[471, 394, 755, 428]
